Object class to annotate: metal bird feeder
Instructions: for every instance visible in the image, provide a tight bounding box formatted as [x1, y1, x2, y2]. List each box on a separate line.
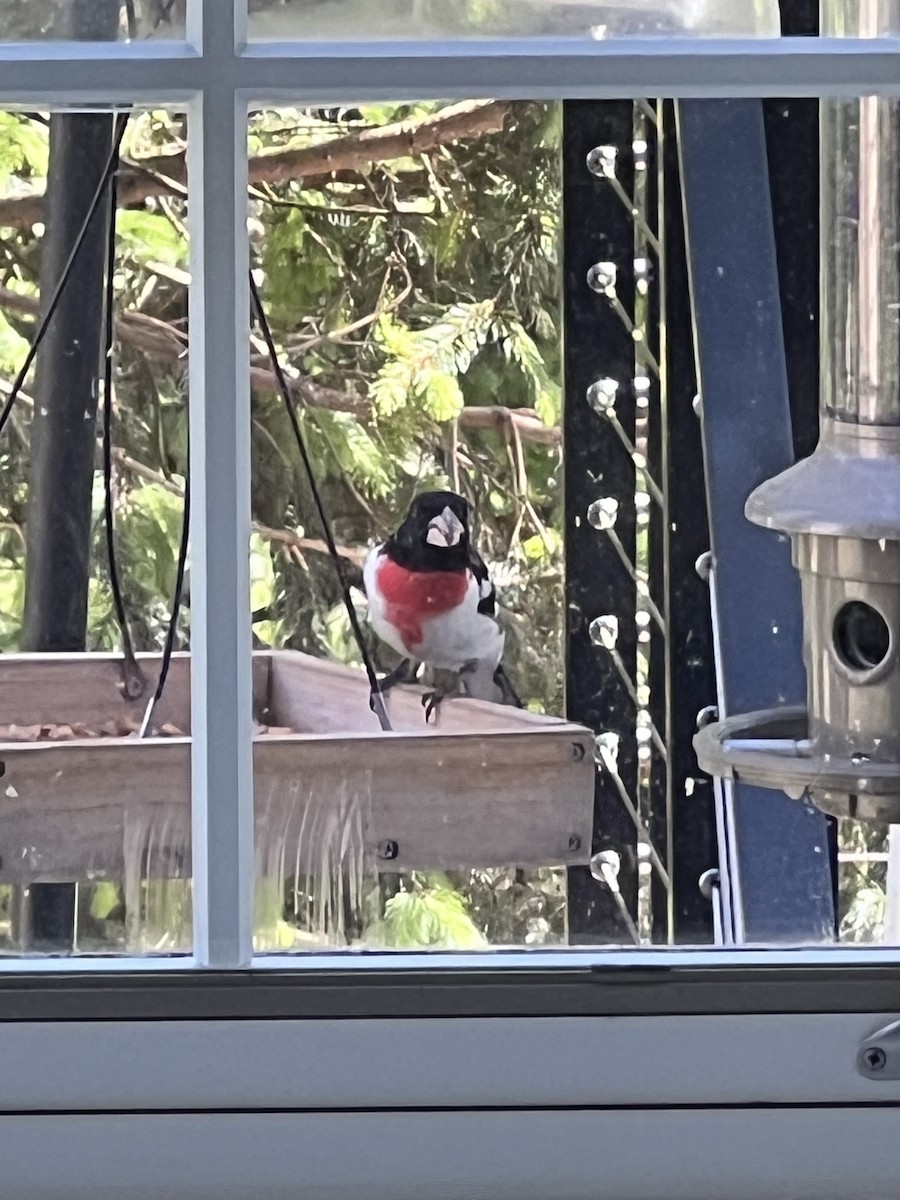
[695, 0, 900, 824]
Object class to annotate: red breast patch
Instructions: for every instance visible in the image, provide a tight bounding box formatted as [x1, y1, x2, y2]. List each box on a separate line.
[377, 557, 468, 651]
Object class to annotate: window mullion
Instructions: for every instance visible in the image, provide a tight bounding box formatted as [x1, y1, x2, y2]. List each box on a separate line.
[187, 0, 252, 968]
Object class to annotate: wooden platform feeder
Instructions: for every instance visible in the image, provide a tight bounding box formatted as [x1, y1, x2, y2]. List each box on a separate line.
[0, 651, 595, 889]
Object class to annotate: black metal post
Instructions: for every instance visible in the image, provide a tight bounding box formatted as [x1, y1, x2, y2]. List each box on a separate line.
[564, 100, 640, 943]
[17, 0, 121, 953]
[22, 104, 118, 651]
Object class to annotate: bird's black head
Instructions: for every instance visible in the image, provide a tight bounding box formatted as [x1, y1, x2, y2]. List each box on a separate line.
[385, 490, 471, 571]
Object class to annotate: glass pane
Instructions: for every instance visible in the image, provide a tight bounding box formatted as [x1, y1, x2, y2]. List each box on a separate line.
[0, 109, 192, 955]
[240, 88, 897, 955]
[247, 100, 571, 951]
[241, 87, 900, 956]
[0, 0, 185, 41]
[247, 0, 781, 41]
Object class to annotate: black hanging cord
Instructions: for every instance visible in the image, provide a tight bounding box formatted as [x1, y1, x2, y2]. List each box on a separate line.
[0, 111, 130, 441]
[100, 113, 145, 699]
[139, 468, 190, 738]
[248, 273, 392, 733]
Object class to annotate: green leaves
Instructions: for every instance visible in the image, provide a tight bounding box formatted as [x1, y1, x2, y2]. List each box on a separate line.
[376, 880, 487, 950]
[250, 533, 285, 647]
[497, 316, 560, 424]
[371, 301, 495, 424]
[0, 559, 23, 650]
[0, 96, 571, 951]
[86, 477, 189, 653]
[116, 210, 187, 268]
[314, 410, 394, 497]
[0, 113, 47, 189]
[423, 372, 465, 422]
[0, 310, 29, 377]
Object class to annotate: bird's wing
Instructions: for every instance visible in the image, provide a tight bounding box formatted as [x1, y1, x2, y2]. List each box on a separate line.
[467, 544, 497, 617]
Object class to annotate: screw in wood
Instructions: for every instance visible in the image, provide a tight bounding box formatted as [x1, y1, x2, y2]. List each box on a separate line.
[571, 742, 586, 761]
[377, 840, 399, 861]
[568, 835, 582, 853]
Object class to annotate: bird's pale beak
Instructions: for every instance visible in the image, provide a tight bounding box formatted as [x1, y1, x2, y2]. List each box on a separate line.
[426, 506, 465, 547]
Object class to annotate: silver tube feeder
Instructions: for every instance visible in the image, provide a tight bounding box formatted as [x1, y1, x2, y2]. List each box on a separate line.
[694, 0, 900, 823]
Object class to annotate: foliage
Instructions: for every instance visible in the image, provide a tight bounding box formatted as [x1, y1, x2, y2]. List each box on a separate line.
[0, 98, 569, 952]
[372, 875, 488, 950]
[1, 95, 887, 954]
[838, 820, 889, 943]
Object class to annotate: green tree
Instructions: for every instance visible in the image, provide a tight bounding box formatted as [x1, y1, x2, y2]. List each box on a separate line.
[0, 98, 568, 949]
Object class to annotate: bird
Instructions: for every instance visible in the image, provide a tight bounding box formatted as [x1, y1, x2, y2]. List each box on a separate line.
[363, 490, 521, 719]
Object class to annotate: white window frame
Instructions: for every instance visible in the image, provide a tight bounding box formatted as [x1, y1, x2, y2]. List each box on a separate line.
[1, 7, 900, 1196]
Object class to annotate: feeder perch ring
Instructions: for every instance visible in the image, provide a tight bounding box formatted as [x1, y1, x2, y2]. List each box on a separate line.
[693, 706, 900, 824]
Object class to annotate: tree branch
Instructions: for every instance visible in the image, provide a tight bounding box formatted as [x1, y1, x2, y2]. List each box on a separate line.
[457, 406, 561, 447]
[0, 100, 513, 231]
[0, 376, 365, 568]
[0, 286, 560, 443]
[0, 285, 367, 417]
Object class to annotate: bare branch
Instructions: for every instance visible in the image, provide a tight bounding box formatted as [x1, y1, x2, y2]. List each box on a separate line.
[0, 100, 513, 231]
[0, 376, 364, 567]
[457, 406, 561, 448]
[0, 290, 560, 443]
[0, 285, 366, 417]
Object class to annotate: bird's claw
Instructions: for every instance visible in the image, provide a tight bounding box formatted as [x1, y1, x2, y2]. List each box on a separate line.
[421, 690, 443, 723]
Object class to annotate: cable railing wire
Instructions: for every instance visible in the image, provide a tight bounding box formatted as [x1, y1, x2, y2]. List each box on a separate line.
[100, 111, 146, 700]
[0, 112, 130, 441]
[248, 272, 392, 733]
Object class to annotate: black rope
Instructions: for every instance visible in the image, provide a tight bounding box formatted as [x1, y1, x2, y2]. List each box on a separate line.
[100, 113, 145, 699]
[0, 112, 130, 441]
[139, 469, 190, 738]
[154, 0, 178, 28]
[248, 273, 392, 733]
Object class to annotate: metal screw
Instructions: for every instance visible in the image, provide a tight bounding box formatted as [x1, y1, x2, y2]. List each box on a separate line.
[377, 839, 399, 861]
[585, 144, 616, 178]
[696, 705, 719, 730]
[586, 261, 617, 295]
[699, 868, 720, 901]
[863, 1046, 887, 1072]
[568, 835, 582, 853]
[571, 742, 586, 762]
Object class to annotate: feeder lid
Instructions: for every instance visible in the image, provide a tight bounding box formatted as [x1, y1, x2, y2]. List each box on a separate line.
[746, 418, 900, 541]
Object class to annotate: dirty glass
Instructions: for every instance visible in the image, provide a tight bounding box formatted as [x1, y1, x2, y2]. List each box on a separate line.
[0, 1, 185, 41]
[246, 99, 574, 952]
[241, 90, 900, 957]
[0, 108, 193, 956]
[246, 0, 781, 42]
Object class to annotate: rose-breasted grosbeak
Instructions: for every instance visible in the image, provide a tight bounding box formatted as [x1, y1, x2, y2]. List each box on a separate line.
[364, 490, 521, 717]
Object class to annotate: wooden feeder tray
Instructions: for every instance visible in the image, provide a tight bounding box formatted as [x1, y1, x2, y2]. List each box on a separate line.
[0, 651, 594, 886]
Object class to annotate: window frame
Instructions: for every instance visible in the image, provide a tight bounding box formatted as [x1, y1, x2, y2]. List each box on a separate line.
[0, 12, 899, 1193]
[0, 0, 895, 973]
[0, 0, 895, 967]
